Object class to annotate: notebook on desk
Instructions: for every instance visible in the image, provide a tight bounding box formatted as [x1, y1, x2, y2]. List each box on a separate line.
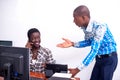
[48, 77, 70, 80]
[52, 73, 72, 78]
[45, 63, 68, 78]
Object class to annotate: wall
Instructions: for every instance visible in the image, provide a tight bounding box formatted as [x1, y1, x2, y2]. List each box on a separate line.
[0, 0, 120, 80]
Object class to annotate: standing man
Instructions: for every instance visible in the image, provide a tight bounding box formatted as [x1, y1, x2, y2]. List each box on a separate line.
[57, 5, 118, 80]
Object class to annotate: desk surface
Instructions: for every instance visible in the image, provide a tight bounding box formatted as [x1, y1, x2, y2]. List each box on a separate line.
[30, 72, 46, 80]
[30, 72, 80, 80]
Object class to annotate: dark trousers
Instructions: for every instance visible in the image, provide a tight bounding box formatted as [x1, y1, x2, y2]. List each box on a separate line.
[90, 52, 118, 80]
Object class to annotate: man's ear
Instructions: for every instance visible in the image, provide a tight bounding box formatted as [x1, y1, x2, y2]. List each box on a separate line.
[82, 16, 88, 21]
[82, 16, 85, 20]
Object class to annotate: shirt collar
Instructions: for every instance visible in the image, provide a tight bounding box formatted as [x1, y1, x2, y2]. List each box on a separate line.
[85, 19, 94, 32]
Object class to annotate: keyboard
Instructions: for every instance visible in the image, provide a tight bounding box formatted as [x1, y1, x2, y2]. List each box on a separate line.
[30, 77, 43, 80]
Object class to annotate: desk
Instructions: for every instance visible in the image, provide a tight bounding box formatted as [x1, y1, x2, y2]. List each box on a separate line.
[30, 72, 80, 80]
[71, 77, 80, 80]
[30, 72, 46, 80]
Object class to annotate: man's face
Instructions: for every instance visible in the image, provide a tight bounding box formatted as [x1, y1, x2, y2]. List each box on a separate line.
[73, 15, 86, 28]
[30, 32, 41, 48]
[73, 15, 85, 28]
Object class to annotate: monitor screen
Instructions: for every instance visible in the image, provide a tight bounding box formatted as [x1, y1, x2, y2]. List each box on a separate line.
[0, 40, 12, 46]
[0, 46, 30, 80]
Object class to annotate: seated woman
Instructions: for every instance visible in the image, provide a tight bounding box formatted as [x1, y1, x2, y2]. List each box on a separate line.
[25, 28, 55, 74]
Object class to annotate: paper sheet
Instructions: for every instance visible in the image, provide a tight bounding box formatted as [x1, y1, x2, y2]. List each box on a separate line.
[52, 73, 72, 78]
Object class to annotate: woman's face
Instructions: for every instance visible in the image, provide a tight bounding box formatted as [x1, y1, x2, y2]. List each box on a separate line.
[30, 32, 41, 48]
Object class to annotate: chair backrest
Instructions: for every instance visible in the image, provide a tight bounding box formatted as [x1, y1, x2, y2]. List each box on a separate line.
[0, 40, 12, 46]
[45, 63, 68, 78]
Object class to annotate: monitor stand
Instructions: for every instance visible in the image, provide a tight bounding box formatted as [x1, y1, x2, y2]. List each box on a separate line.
[3, 63, 12, 80]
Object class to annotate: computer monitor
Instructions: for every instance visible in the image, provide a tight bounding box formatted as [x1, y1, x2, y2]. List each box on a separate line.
[0, 40, 12, 46]
[0, 46, 30, 80]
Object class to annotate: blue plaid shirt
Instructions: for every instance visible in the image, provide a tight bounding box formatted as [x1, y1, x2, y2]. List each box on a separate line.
[75, 20, 117, 70]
